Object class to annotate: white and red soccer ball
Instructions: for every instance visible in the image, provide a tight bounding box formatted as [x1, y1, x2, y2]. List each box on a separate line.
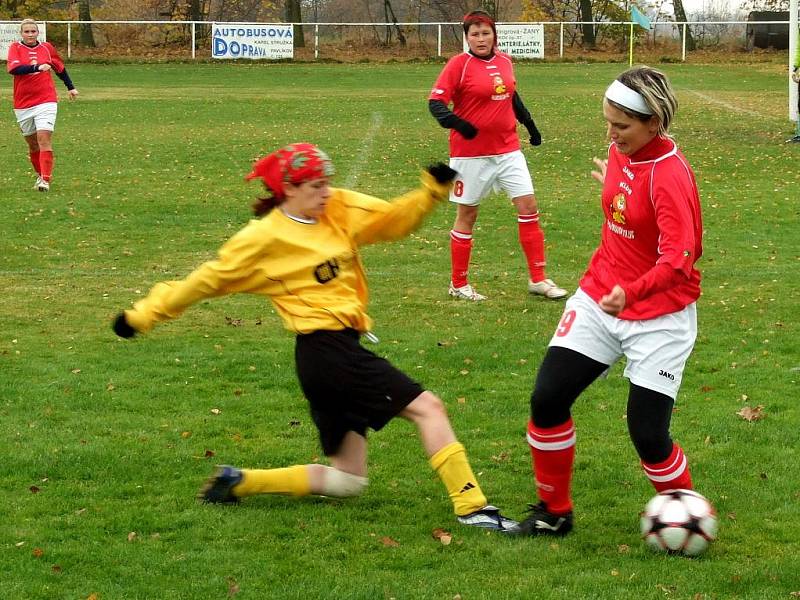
[640, 489, 718, 557]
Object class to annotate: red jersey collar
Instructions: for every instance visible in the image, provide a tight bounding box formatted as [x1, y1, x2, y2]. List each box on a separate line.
[627, 135, 676, 164]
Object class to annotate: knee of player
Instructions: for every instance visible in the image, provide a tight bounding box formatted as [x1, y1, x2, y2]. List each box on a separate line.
[418, 391, 449, 419]
[320, 466, 368, 498]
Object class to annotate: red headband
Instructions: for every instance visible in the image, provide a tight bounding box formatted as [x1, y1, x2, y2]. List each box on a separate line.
[245, 143, 335, 199]
[462, 12, 498, 48]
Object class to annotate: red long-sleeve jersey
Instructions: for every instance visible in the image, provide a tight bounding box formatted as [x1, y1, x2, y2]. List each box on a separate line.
[429, 51, 520, 157]
[6, 40, 66, 109]
[580, 136, 703, 320]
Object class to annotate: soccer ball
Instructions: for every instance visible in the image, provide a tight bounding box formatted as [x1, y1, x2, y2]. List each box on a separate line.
[640, 489, 718, 557]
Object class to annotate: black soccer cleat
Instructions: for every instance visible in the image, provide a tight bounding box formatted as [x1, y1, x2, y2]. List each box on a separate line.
[198, 465, 243, 504]
[506, 502, 573, 537]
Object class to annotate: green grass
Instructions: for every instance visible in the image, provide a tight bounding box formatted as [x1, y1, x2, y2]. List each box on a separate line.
[1, 62, 798, 599]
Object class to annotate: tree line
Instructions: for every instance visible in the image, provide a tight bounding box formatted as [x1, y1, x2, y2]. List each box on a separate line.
[1, 0, 787, 53]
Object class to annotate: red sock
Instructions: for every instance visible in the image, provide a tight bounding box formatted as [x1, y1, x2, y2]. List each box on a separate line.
[518, 213, 546, 282]
[527, 418, 575, 514]
[39, 150, 54, 182]
[29, 151, 41, 175]
[450, 230, 473, 288]
[642, 443, 693, 492]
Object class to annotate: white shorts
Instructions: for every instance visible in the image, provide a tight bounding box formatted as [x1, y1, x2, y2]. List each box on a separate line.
[449, 150, 534, 206]
[14, 102, 58, 136]
[548, 288, 697, 399]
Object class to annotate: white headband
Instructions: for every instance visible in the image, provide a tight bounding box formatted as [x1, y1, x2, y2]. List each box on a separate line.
[605, 80, 653, 115]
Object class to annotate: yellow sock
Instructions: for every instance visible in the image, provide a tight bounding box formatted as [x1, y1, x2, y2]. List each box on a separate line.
[429, 442, 488, 516]
[233, 465, 312, 497]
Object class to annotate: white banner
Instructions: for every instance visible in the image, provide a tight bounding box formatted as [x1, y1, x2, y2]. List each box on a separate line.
[1, 22, 46, 61]
[462, 24, 544, 59]
[498, 24, 545, 59]
[211, 23, 293, 60]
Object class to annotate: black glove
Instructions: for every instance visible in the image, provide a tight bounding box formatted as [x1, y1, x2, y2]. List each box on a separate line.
[526, 120, 542, 146]
[453, 119, 478, 140]
[426, 163, 458, 185]
[112, 313, 137, 338]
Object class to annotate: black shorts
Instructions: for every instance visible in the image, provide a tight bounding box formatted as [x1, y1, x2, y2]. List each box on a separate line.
[294, 329, 424, 456]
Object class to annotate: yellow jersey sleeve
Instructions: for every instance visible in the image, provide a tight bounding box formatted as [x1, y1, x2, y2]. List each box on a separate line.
[125, 221, 269, 333]
[337, 171, 451, 246]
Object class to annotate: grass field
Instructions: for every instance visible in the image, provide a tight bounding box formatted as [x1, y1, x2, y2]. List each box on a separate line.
[1, 61, 798, 599]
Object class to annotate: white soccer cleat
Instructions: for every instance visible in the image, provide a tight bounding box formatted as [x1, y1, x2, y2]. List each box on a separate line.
[457, 504, 518, 532]
[37, 179, 50, 192]
[33, 176, 43, 190]
[528, 278, 567, 300]
[448, 283, 487, 301]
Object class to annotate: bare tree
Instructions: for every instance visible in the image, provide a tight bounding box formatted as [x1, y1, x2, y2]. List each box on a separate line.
[187, 0, 202, 19]
[285, 0, 305, 47]
[481, 0, 497, 18]
[578, 0, 596, 48]
[384, 0, 407, 45]
[76, 0, 96, 47]
[672, 0, 696, 50]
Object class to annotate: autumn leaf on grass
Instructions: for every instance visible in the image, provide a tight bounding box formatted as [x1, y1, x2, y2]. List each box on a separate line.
[491, 451, 510, 463]
[32, 547, 44, 558]
[379, 536, 400, 547]
[227, 577, 240, 597]
[127, 532, 137, 542]
[736, 405, 765, 422]
[432, 528, 452, 545]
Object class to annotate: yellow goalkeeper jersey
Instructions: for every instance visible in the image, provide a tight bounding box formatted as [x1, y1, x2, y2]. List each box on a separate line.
[125, 172, 449, 335]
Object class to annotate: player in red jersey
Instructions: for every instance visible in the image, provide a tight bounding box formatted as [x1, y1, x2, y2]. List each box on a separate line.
[508, 66, 704, 537]
[6, 18, 78, 192]
[429, 10, 566, 302]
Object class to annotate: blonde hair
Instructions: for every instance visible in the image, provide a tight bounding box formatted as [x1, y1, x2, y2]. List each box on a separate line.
[609, 66, 678, 137]
[19, 18, 39, 33]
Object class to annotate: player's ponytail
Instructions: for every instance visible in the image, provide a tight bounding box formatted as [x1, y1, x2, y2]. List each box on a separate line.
[252, 195, 282, 217]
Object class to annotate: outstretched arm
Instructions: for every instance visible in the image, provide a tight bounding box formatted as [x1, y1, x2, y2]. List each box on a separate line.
[348, 164, 456, 246]
[112, 225, 268, 336]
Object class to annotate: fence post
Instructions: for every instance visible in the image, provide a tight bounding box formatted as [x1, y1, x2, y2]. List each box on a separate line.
[315, 24, 319, 59]
[67, 23, 71, 58]
[191, 22, 196, 59]
[438, 24, 442, 57]
[559, 22, 564, 58]
[682, 23, 687, 61]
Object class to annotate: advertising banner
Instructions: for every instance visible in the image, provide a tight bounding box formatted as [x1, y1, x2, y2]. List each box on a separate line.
[211, 23, 293, 60]
[463, 24, 544, 59]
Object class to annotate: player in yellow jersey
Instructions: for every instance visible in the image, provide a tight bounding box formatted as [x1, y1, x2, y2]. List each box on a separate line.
[112, 142, 517, 532]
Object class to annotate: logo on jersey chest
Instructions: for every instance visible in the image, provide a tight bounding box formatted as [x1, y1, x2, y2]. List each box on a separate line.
[492, 75, 506, 94]
[314, 259, 340, 283]
[611, 193, 627, 225]
[489, 73, 510, 100]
